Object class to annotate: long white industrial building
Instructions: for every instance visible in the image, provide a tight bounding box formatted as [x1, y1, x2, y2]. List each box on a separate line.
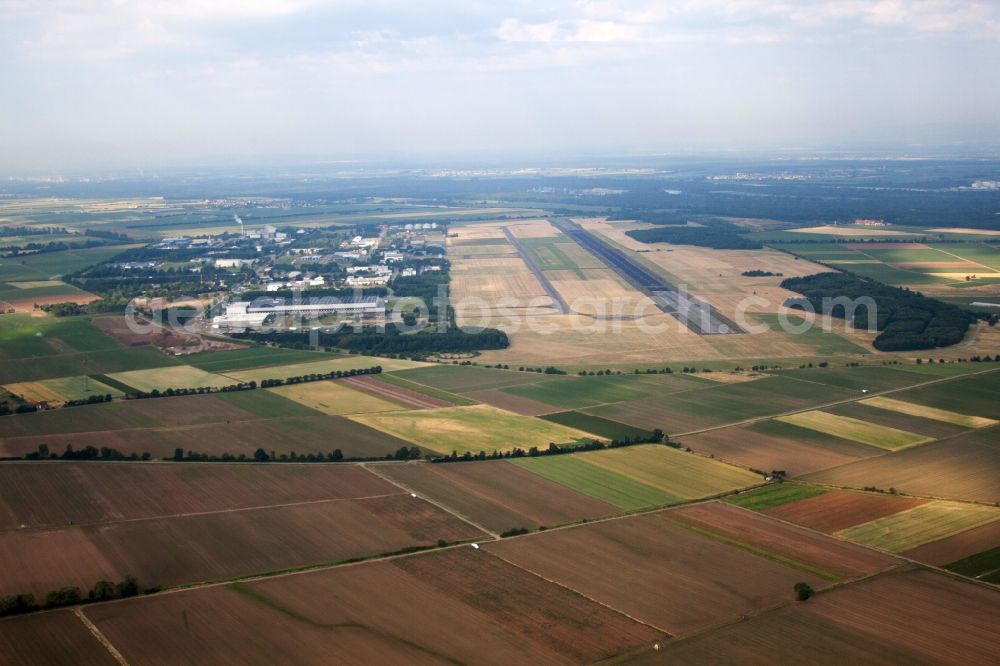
[213, 296, 385, 329]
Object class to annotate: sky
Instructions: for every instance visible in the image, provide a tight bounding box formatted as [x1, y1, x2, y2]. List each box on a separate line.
[1, 0, 999, 169]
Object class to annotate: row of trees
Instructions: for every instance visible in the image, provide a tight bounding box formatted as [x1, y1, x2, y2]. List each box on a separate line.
[167, 445, 422, 464]
[430, 430, 666, 464]
[0, 576, 145, 618]
[237, 325, 510, 356]
[24, 444, 150, 461]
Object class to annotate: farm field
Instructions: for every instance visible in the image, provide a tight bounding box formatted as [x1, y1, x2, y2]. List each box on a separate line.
[349, 404, 596, 455]
[941, 546, 1000, 583]
[0, 494, 483, 597]
[498, 373, 682, 410]
[834, 501, 1000, 553]
[0, 244, 135, 282]
[635, 568, 1000, 665]
[902, 520, 1000, 567]
[0, 610, 118, 666]
[390, 364, 548, 393]
[182, 346, 335, 372]
[680, 418, 883, 476]
[341, 375, 454, 408]
[668, 501, 899, 579]
[585, 376, 856, 433]
[770, 365, 927, 393]
[104, 365, 234, 392]
[221, 355, 428, 383]
[268, 379, 408, 415]
[512, 445, 759, 510]
[860, 395, 997, 428]
[366, 372, 474, 405]
[376, 460, 620, 532]
[762, 489, 928, 533]
[827, 401, 973, 440]
[485, 510, 832, 635]
[539, 411, 653, 440]
[725, 483, 830, 511]
[0, 280, 97, 312]
[80, 547, 663, 665]
[804, 428, 1000, 504]
[885, 370, 1000, 417]
[511, 454, 680, 510]
[3, 375, 124, 404]
[0, 412, 414, 460]
[774, 410, 932, 450]
[0, 462, 396, 530]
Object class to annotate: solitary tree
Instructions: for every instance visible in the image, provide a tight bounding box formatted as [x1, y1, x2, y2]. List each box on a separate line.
[794, 582, 814, 601]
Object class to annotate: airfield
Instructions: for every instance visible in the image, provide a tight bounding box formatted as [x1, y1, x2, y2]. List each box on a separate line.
[0, 196, 998, 663]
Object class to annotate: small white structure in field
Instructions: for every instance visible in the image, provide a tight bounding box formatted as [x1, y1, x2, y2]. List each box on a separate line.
[861, 389, 869, 393]
[410, 493, 417, 498]
[470, 543, 480, 550]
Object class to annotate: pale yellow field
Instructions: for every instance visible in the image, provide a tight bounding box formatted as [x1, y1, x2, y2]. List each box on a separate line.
[788, 225, 909, 237]
[861, 396, 997, 428]
[578, 444, 760, 499]
[775, 411, 933, 450]
[221, 356, 429, 384]
[506, 219, 559, 238]
[929, 272, 1000, 280]
[835, 502, 1000, 553]
[929, 228, 1000, 236]
[448, 244, 519, 257]
[451, 256, 533, 274]
[5, 376, 124, 403]
[268, 380, 407, 415]
[349, 404, 597, 455]
[447, 225, 507, 242]
[107, 366, 233, 392]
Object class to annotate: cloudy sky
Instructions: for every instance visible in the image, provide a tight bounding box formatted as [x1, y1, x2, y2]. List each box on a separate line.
[2, 0, 999, 168]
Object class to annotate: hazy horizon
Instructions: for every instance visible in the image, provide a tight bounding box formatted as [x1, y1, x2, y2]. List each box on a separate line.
[3, 1, 999, 170]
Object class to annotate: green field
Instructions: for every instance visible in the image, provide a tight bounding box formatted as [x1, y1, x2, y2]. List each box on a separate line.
[0, 244, 134, 281]
[771, 366, 926, 393]
[213, 389, 322, 417]
[4, 375, 125, 403]
[750, 313, 870, 356]
[501, 375, 655, 409]
[349, 404, 597, 455]
[888, 371, 1000, 418]
[390, 365, 548, 393]
[836, 502, 1000, 553]
[106, 365, 234, 392]
[182, 347, 335, 372]
[725, 483, 830, 511]
[944, 547, 1000, 583]
[221, 356, 428, 384]
[539, 411, 653, 441]
[510, 455, 678, 510]
[861, 396, 996, 429]
[520, 237, 586, 276]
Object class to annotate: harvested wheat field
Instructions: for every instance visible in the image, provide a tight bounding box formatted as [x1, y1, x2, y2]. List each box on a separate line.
[268, 379, 408, 415]
[83, 547, 664, 665]
[763, 490, 928, 534]
[485, 511, 830, 635]
[349, 404, 597, 455]
[376, 460, 619, 533]
[775, 411, 932, 450]
[835, 501, 1000, 553]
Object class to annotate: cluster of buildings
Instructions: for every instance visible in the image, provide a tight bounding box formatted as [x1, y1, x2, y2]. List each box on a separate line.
[212, 296, 385, 329]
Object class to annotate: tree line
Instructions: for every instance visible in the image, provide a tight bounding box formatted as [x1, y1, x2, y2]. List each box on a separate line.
[1, 575, 150, 618]
[429, 429, 666, 464]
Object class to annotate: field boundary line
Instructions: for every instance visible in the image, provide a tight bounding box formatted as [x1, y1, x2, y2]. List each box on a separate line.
[361, 462, 502, 539]
[0, 492, 410, 534]
[75, 608, 130, 666]
[483, 547, 673, 637]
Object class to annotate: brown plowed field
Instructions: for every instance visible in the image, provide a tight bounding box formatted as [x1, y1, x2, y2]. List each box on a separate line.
[93, 315, 240, 352]
[85, 547, 663, 665]
[0, 610, 117, 666]
[342, 375, 452, 408]
[669, 502, 899, 578]
[0, 415, 413, 459]
[2, 494, 483, 595]
[0, 462, 398, 531]
[0, 527, 121, 597]
[805, 429, 1000, 504]
[377, 460, 619, 533]
[902, 519, 1000, 566]
[485, 511, 829, 635]
[764, 490, 928, 534]
[631, 568, 1000, 664]
[680, 422, 878, 476]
